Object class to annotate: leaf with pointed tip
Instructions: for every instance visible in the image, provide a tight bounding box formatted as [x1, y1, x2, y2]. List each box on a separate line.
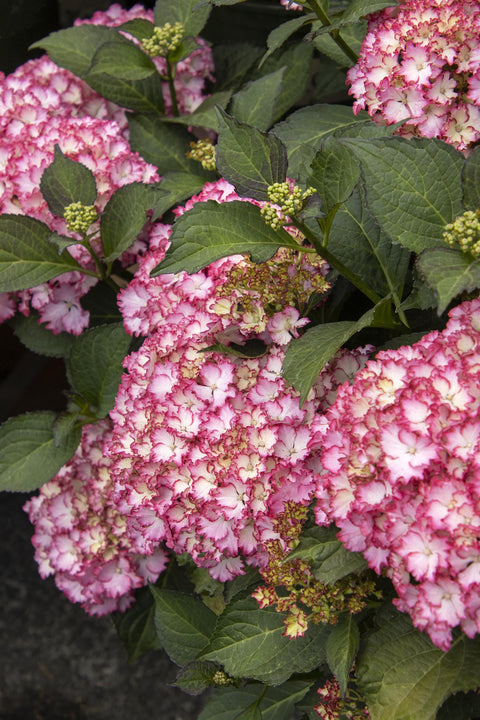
[357, 605, 480, 720]
[283, 305, 378, 405]
[200, 597, 329, 685]
[152, 200, 299, 276]
[101, 183, 158, 262]
[112, 586, 162, 663]
[0, 412, 81, 492]
[0, 215, 83, 292]
[216, 109, 287, 200]
[341, 137, 464, 252]
[30, 25, 120, 78]
[326, 616, 360, 698]
[151, 587, 217, 666]
[262, 15, 313, 66]
[287, 526, 368, 584]
[85, 40, 164, 113]
[40, 145, 97, 217]
[230, 68, 285, 131]
[154, 0, 211, 37]
[416, 247, 480, 315]
[67, 323, 132, 418]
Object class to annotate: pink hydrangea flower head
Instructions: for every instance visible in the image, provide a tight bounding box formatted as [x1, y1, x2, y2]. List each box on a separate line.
[313, 296, 480, 649]
[24, 421, 168, 616]
[347, 0, 480, 150]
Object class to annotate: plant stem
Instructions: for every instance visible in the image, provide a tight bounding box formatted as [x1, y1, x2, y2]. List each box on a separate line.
[294, 218, 382, 305]
[308, 0, 359, 65]
[166, 58, 179, 117]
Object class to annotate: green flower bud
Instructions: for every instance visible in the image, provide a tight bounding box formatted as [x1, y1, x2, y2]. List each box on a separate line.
[63, 202, 98, 235]
[141, 22, 184, 58]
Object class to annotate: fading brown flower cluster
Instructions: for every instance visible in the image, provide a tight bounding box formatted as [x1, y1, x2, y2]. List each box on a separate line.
[252, 502, 380, 638]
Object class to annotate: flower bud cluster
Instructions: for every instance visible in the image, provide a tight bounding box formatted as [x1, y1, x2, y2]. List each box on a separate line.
[186, 138, 217, 171]
[261, 182, 315, 230]
[23, 421, 168, 616]
[141, 22, 184, 58]
[347, 0, 480, 150]
[76, 4, 215, 116]
[313, 296, 480, 650]
[443, 209, 480, 258]
[63, 202, 98, 235]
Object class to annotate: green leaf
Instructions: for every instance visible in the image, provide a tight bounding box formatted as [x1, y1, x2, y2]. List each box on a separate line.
[154, 0, 211, 37]
[199, 681, 313, 720]
[0, 412, 81, 492]
[40, 145, 97, 217]
[173, 661, 220, 695]
[101, 183, 158, 262]
[67, 323, 131, 418]
[437, 691, 480, 720]
[272, 104, 367, 181]
[0, 215, 83, 292]
[312, 20, 367, 67]
[256, 42, 313, 124]
[287, 526, 367, 584]
[216, 109, 287, 200]
[166, 91, 233, 131]
[462, 145, 480, 211]
[326, 615, 360, 698]
[200, 597, 329, 685]
[234, 703, 262, 720]
[46, 233, 78, 254]
[127, 114, 201, 173]
[262, 15, 314, 66]
[11, 313, 75, 358]
[85, 39, 164, 113]
[282, 305, 378, 405]
[416, 247, 480, 315]
[309, 135, 360, 213]
[30, 25, 120, 78]
[150, 587, 217, 666]
[230, 68, 286, 132]
[152, 172, 209, 218]
[357, 604, 480, 720]
[340, 0, 398, 22]
[152, 200, 299, 276]
[118, 18, 155, 42]
[112, 586, 162, 663]
[341, 137, 464, 252]
[328, 189, 410, 299]
[213, 44, 263, 92]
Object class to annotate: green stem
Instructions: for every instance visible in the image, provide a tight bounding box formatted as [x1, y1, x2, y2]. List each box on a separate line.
[308, 0, 359, 65]
[166, 58, 179, 117]
[294, 219, 382, 305]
